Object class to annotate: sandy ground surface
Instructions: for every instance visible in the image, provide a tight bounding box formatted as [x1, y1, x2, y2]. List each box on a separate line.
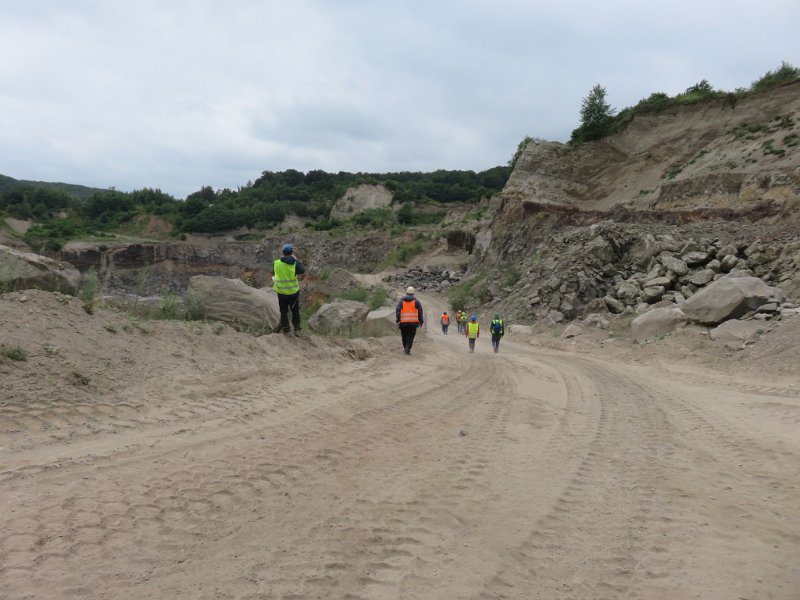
[1, 290, 799, 599]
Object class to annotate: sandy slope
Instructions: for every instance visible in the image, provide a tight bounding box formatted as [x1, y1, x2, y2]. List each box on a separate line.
[1, 292, 799, 599]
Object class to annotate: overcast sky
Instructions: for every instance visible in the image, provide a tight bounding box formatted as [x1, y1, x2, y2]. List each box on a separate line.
[1, 0, 798, 198]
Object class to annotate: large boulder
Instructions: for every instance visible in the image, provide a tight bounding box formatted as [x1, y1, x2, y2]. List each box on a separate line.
[680, 276, 783, 324]
[709, 319, 764, 348]
[631, 307, 688, 343]
[308, 298, 370, 333]
[0, 244, 81, 294]
[186, 275, 280, 331]
[508, 324, 533, 335]
[364, 306, 399, 336]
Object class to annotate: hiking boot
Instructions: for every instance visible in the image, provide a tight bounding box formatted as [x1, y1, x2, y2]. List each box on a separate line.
[282, 330, 291, 337]
[293, 330, 302, 337]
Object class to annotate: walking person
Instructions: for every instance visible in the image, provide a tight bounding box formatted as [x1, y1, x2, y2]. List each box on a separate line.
[459, 311, 468, 335]
[395, 286, 424, 355]
[455, 309, 462, 333]
[465, 314, 479, 353]
[440, 311, 450, 335]
[273, 243, 305, 336]
[490, 313, 505, 353]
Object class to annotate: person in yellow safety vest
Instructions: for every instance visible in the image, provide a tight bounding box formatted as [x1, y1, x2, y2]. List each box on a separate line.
[490, 313, 505, 353]
[465, 314, 479, 353]
[440, 311, 450, 335]
[272, 243, 305, 336]
[459, 311, 468, 335]
[395, 286, 424, 355]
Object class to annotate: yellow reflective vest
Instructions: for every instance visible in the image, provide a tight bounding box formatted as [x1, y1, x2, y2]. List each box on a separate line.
[273, 259, 300, 295]
[467, 321, 479, 339]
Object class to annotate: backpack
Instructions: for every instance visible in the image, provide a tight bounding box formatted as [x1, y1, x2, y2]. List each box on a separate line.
[491, 319, 503, 334]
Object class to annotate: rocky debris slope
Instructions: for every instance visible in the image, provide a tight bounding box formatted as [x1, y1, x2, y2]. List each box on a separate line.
[478, 218, 799, 325]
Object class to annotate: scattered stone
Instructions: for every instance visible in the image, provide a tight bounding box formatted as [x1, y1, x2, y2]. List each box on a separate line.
[660, 254, 689, 276]
[560, 323, 584, 338]
[682, 251, 709, 265]
[756, 302, 779, 313]
[645, 276, 673, 288]
[642, 285, 666, 302]
[615, 281, 641, 304]
[689, 269, 715, 286]
[584, 314, 610, 329]
[603, 295, 625, 314]
[631, 307, 688, 343]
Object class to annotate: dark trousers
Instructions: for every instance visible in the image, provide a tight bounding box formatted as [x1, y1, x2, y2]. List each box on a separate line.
[491, 333, 502, 353]
[442, 324, 449, 334]
[399, 324, 418, 353]
[278, 292, 301, 332]
[468, 338, 476, 353]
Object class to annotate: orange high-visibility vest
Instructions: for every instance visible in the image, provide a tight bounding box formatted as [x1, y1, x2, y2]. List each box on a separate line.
[399, 299, 420, 324]
[441, 314, 450, 325]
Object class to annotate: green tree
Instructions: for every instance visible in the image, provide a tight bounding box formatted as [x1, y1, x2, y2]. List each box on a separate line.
[570, 84, 615, 145]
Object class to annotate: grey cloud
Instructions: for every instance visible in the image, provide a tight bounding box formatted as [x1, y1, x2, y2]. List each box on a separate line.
[1, 0, 798, 197]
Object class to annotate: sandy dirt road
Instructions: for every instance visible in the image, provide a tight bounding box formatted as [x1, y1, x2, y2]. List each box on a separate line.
[2, 316, 799, 599]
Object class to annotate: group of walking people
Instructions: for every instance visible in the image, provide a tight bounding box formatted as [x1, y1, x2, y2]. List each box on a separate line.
[394, 288, 505, 355]
[270, 242, 505, 356]
[448, 309, 505, 353]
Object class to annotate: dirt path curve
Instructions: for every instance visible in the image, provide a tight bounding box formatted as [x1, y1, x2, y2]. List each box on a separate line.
[1, 311, 798, 599]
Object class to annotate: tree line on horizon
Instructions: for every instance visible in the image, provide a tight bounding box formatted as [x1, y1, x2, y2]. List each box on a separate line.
[0, 166, 510, 251]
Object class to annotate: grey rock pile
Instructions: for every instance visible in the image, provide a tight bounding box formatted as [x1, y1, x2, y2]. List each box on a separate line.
[383, 266, 465, 292]
[490, 221, 799, 325]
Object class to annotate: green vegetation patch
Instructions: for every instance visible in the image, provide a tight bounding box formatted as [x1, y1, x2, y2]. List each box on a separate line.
[446, 274, 491, 312]
[0, 344, 27, 361]
[339, 285, 389, 310]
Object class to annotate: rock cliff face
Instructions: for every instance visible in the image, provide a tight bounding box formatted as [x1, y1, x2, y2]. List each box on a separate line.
[57, 232, 397, 295]
[330, 184, 394, 219]
[504, 81, 800, 213]
[466, 83, 800, 323]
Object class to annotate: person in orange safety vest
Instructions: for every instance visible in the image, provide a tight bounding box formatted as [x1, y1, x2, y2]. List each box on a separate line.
[395, 286, 424, 355]
[440, 311, 450, 335]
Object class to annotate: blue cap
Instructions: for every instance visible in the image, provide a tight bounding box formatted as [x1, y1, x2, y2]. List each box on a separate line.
[282, 243, 294, 253]
[470, 314, 477, 320]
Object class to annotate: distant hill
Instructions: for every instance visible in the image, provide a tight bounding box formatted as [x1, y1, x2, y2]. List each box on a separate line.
[0, 174, 106, 200]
